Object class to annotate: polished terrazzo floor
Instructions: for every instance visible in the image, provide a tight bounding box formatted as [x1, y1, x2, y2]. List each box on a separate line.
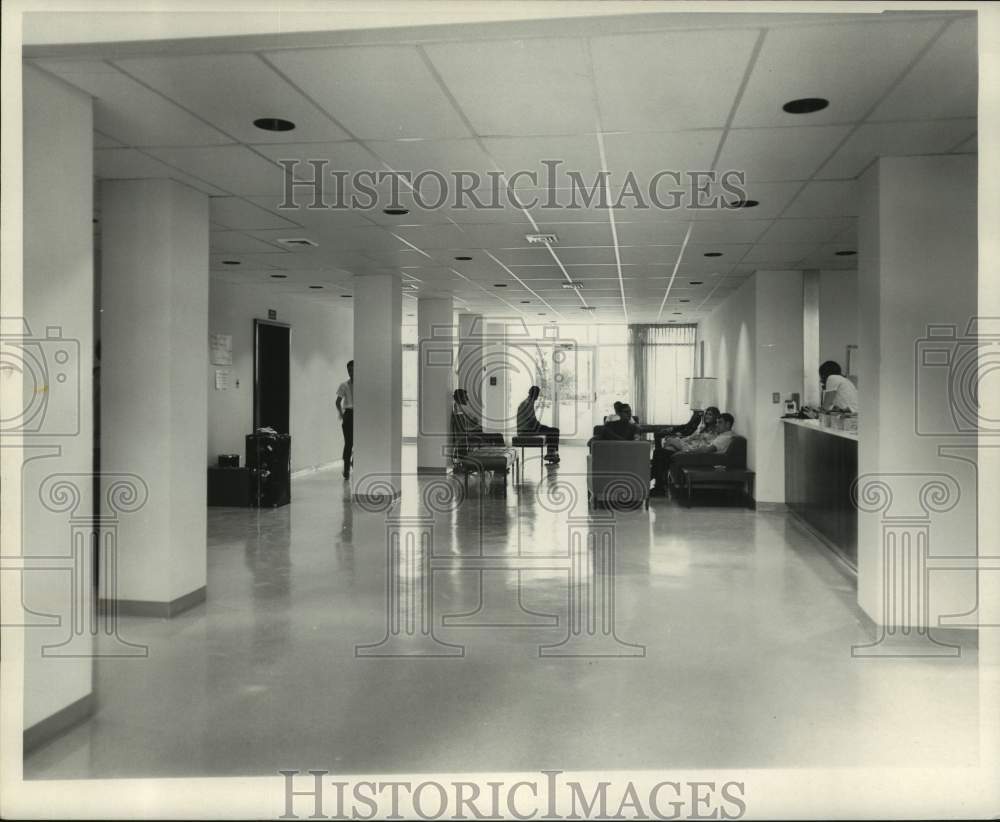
[25, 445, 980, 778]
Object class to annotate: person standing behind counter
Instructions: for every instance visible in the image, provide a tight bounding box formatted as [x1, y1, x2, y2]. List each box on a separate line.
[819, 360, 858, 412]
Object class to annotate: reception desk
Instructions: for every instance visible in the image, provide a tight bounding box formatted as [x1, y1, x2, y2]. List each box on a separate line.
[783, 419, 858, 568]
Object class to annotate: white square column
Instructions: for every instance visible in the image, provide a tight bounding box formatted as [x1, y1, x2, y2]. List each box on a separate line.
[19, 65, 96, 748]
[416, 297, 454, 473]
[353, 275, 402, 500]
[457, 313, 484, 420]
[857, 155, 978, 632]
[100, 178, 209, 616]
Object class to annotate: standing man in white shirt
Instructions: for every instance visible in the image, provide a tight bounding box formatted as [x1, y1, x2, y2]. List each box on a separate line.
[335, 360, 354, 479]
[819, 360, 859, 412]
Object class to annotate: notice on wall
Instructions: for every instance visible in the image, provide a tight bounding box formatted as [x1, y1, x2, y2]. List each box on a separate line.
[215, 369, 232, 391]
[209, 333, 233, 365]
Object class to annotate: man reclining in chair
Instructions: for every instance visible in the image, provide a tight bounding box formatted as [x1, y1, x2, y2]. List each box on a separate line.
[650, 409, 734, 496]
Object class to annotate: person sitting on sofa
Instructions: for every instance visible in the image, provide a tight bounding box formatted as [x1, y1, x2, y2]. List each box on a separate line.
[599, 403, 640, 442]
[650, 406, 720, 495]
[604, 401, 640, 425]
[681, 412, 735, 455]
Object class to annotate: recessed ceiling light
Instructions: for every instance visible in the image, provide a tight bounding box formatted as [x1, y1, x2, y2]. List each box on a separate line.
[704, 252, 723, 258]
[454, 255, 473, 261]
[689, 281, 704, 285]
[342, 294, 352, 298]
[679, 299, 690, 303]
[309, 285, 324, 289]
[672, 312, 683, 315]
[254, 117, 296, 132]
[537, 312, 546, 316]
[407, 313, 415, 317]
[493, 283, 508, 288]
[782, 97, 830, 115]
[383, 208, 409, 216]
[727, 199, 759, 209]
[835, 250, 857, 256]
[270, 274, 287, 279]
[520, 300, 531, 304]
[222, 260, 240, 265]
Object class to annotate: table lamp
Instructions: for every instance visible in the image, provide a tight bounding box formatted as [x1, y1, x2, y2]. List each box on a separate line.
[688, 377, 719, 411]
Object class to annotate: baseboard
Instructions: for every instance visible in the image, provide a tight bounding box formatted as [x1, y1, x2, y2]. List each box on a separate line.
[857, 609, 979, 647]
[23, 692, 95, 754]
[291, 460, 342, 479]
[755, 501, 788, 512]
[99, 585, 207, 618]
[785, 509, 857, 579]
[352, 491, 402, 505]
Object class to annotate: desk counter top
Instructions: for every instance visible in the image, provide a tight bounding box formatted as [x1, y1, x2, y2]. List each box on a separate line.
[781, 417, 858, 442]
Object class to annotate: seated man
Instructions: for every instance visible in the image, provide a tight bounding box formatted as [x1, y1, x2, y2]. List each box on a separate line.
[650, 406, 720, 495]
[517, 385, 560, 464]
[590, 403, 640, 447]
[683, 412, 735, 456]
[601, 403, 640, 441]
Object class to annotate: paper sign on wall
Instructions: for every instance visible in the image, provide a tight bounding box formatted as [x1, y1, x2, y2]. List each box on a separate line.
[209, 333, 233, 365]
[215, 369, 231, 391]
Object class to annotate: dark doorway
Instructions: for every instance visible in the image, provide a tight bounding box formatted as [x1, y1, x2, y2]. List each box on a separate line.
[253, 319, 290, 434]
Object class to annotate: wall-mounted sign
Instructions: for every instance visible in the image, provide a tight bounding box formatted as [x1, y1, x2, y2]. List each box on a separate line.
[209, 333, 232, 365]
[268, 309, 277, 320]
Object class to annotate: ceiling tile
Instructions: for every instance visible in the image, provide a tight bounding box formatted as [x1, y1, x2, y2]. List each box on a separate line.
[210, 231, 286, 254]
[687, 219, 771, 244]
[424, 37, 597, 137]
[34, 59, 231, 147]
[816, 119, 977, 179]
[614, 222, 691, 246]
[717, 125, 851, 181]
[590, 28, 760, 131]
[266, 45, 471, 140]
[210, 197, 299, 230]
[113, 54, 350, 143]
[145, 146, 285, 195]
[782, 179, 859, 218]
[732, 18, 943, 127]
[367, 138, 494, 183]
[602, 130, 722, 185]
[94, 148, 228, 195]
[482, 135, 604, 189]
[870, 17, 977, 122]
[742, 242, 818, 263]
[757, 217, 850, 244]
[530, 222, 615, 247]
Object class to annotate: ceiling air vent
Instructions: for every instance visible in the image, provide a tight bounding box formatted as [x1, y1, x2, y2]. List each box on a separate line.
[561, 281, 584, 289]
[526, 233, 559, 245]
[276, 238, 318, 248]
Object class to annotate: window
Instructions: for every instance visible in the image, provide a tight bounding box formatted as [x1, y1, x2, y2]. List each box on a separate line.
[627, 325, 697, 424]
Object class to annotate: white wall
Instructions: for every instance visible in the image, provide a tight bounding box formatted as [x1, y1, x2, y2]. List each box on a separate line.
[698, 276, 757, 478]
[698, 271, 804, 504]
[21, 65, 94, 729]
[208, 280, 353, 474]
[819, 269, 859, 371]
[754, 271, 805, 503]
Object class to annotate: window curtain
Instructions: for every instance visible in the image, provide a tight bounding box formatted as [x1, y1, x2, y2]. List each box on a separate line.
[628, 325, 696, 424]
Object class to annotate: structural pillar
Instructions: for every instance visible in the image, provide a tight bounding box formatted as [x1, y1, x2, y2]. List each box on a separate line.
[857, 155, 978, 631]
[457, 313, 484, 423]
[101, 178, 209, 616]
[482, 321, 510, 435]
[802, 269, 821, 407]
[417, 297, 454, 474]
[353, 274, 402, 501]
[17, 65, 96, 749]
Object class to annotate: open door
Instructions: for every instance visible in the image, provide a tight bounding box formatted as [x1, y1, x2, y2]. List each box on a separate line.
[253, 319, 290, 433]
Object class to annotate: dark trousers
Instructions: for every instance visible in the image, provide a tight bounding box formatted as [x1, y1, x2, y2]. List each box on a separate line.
[522, 424, 560, 456]
[651, 445, 677, 488]
[342, 409, 354, 475]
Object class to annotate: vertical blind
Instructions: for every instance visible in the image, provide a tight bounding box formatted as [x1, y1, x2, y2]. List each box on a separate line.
[627, 325, 697, 424]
